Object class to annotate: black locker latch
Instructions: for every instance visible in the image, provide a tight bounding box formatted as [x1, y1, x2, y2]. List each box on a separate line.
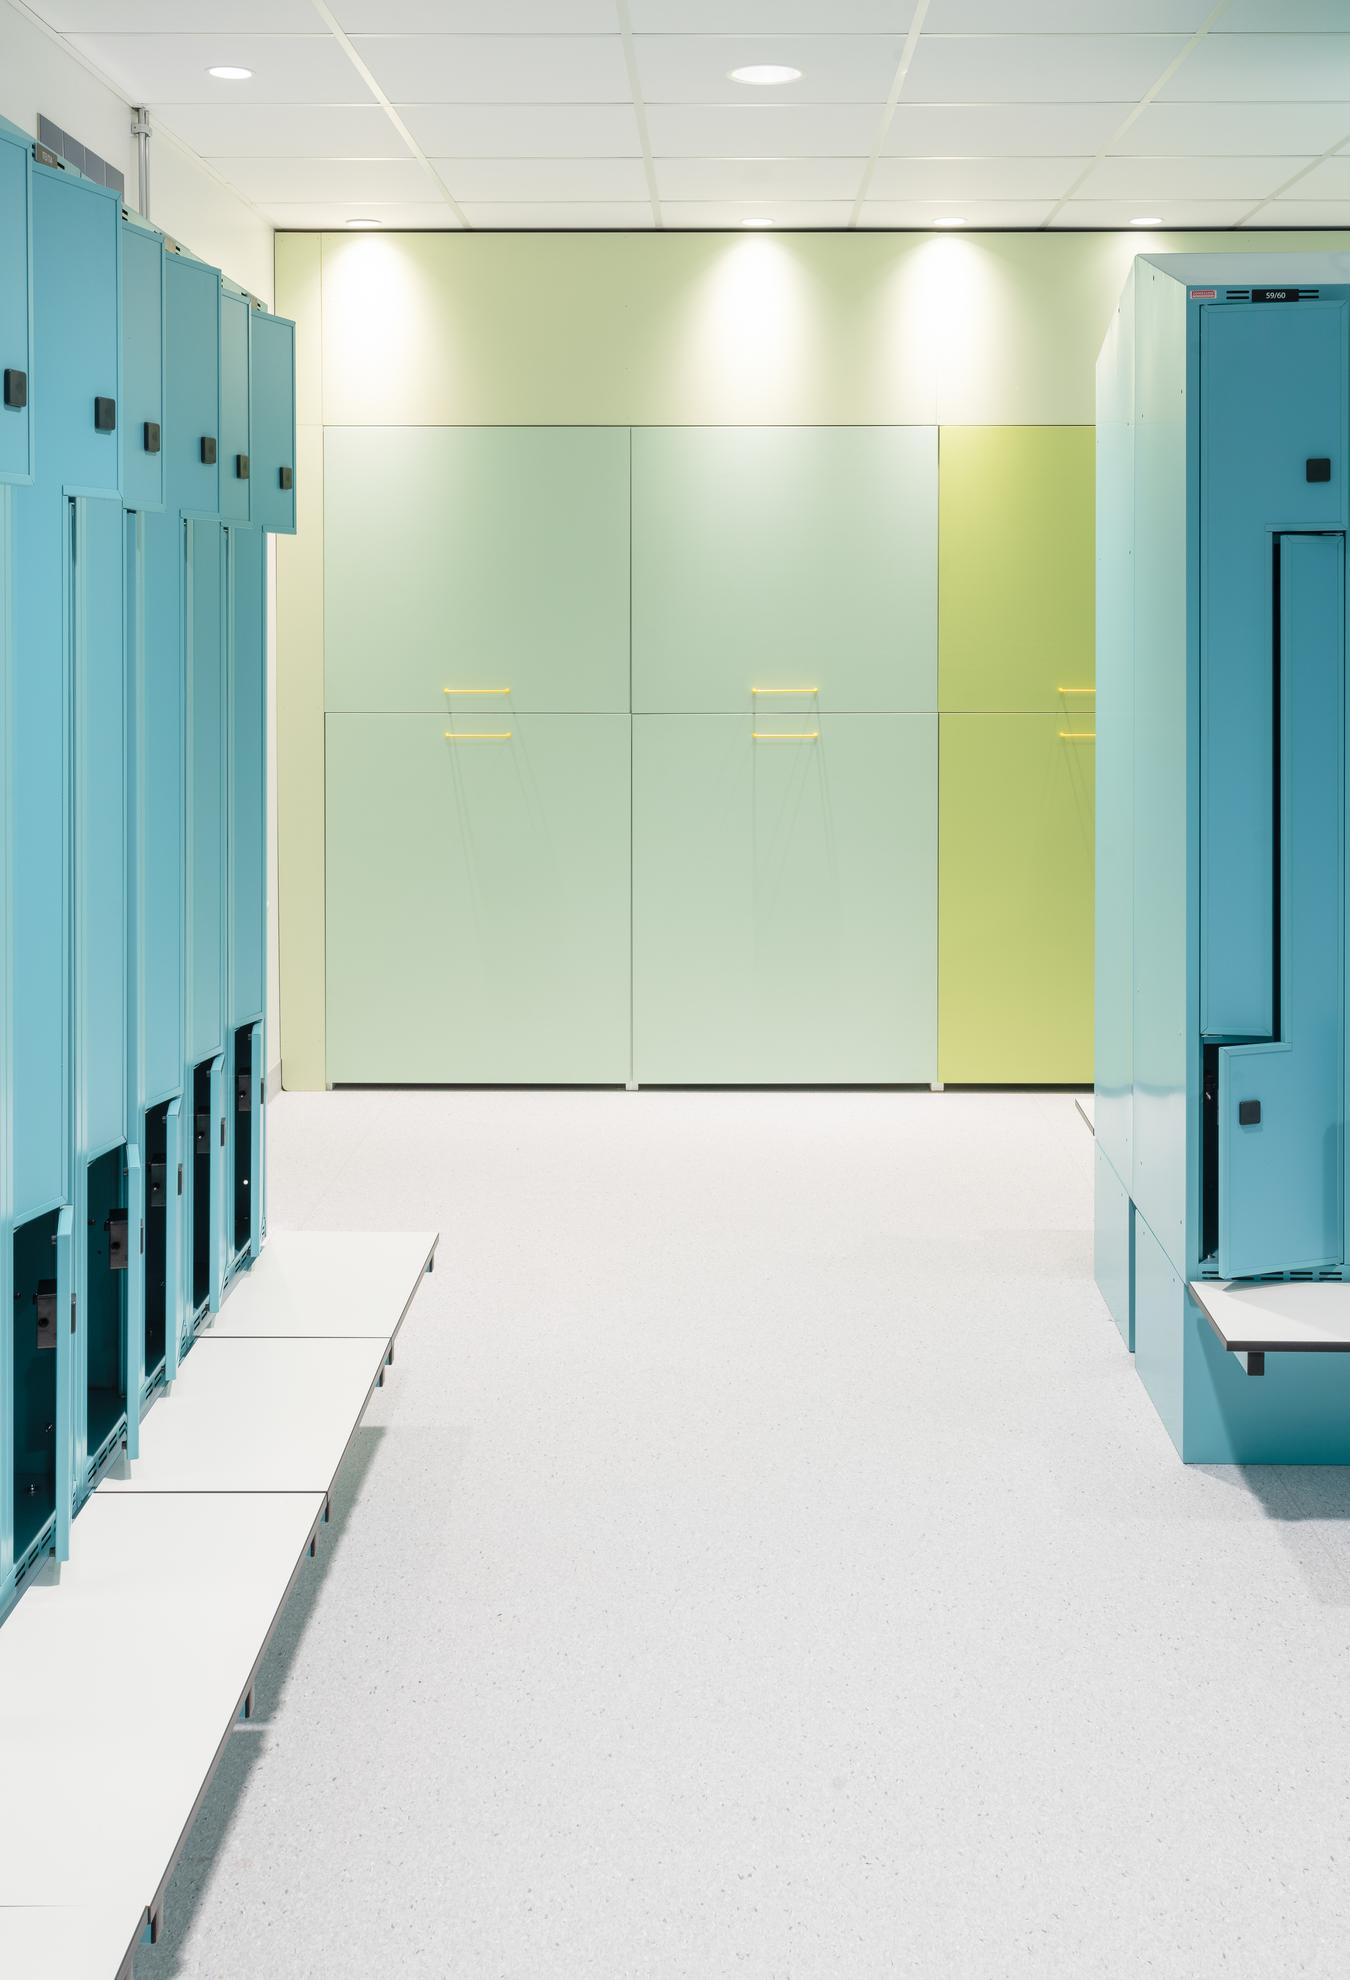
[106, 1211, 129, 1272]
[34, 1280, 56, 1351]
[144, 420, 161, 454]
[1307, 457, 1332, 483]
[220, 1116, 227, 1148]
[237, 1072, 251, 1114]
[236, 452, 250, 480]
[3, 367, 26, 410]
[1238, 1099, 1262, 1127]
[177, 1162, 185, 1196]
[278, 464, 293, 490]
[200, 435, 217, 465]
[148, 1159, 167, 1209]
[94, 396, 116, 432]
[194, 1111, 211, 1156]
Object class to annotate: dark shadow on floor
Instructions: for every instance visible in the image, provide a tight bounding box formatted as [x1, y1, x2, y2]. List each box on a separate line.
[135, 1426, 384, 1977]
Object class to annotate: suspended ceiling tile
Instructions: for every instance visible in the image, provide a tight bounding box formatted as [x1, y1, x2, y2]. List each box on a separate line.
[1220, 0, 1350, 25]
[1282, 156, 1350, 199]
[630, 1, 915, 25]
[212, 157, 436, 204]
[660, 200, 856, 227]
[350, 34, 631, 103]
[1158, 32, 1350, 100]
[885, 102, 1129, 155]
[924, 0, 1209, 24]
[906, 34, 1189, 103]
[870, 155, 1087, 201]
[332, 1, 617, 25]
[858, 199, 1057, 226]
[267, 201, 461, 228]
[634, 34, 903, 104]
[1077, 155, 1314, 200]
[1047, 199, 1256, 226]
[433, 157, 651, 201]
[399, 104, 642, 156]
[1240, 198, 1350, 225]
[646, 104, 880, 157]
[38, 0, 317, 23]
[1112, 101, 1350, 155]
[456, 202, 656, 227]
[151, 103, 405, 159]
[654, 157, 865, 202]
[66, 33, 368, 104]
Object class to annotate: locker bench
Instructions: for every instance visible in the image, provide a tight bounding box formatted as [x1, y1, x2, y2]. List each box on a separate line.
[1189, 1278, 1350, 1377]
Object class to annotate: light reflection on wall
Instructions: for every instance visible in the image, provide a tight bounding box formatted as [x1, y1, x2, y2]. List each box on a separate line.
[675, 235, 820, 424]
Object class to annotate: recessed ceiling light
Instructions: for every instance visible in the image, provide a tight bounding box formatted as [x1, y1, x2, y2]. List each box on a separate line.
[207, 65, 252, 80]
[729, 64, 802, 86]
[1130, 215, 1163, 226]
[345, 217, 382, 230]
[933, 216, 966, 228]
[741, 217, 774, 228]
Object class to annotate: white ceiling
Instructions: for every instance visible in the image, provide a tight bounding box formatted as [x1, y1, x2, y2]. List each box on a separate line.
[18, 0, 1350, 231]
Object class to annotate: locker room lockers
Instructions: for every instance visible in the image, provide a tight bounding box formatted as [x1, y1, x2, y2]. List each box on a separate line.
[0, 117, 296, 1618]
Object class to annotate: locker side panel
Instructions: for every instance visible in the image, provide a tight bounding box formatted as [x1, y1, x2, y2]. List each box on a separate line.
[186, 520, 226, 1065]
[75, 493, 126, 1159]
[249, 311, 295, 534]
[140, 506, 185, 1105]
[220, 290, 251, 525]
[228, 525, 266, 1026]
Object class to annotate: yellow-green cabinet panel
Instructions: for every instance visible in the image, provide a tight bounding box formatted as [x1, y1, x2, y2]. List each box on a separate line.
[324, 427, 630, 712]
[634, 715, 937, 1084]
[938, 714, 1093, 1083]
[938, 427, 1095, 712]
[326, 714, 631, 1083]
[632, 428, 937, 713]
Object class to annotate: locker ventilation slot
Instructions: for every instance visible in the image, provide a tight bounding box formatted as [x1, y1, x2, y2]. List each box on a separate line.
[12, 1211, 60, 1563]
[85, 1147, 128, 1464]
[191, 1060, 213, 1315]
[144, 1102, 171, 1384]
[233, 1025, 254, 1256]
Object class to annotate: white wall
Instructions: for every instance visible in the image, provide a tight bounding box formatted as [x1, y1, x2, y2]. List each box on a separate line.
[0, 0, 281, 1076]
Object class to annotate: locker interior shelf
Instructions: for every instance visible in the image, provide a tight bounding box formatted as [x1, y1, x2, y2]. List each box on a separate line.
[1189, 1279, 1350, 1357]
[0, 1226, 436, 1972]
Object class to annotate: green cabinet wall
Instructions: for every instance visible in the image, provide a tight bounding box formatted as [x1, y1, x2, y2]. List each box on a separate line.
[938, 714, 1094, 1084]
[633, 715, 936, 1085]
[325, 713, 631, 1084]
[632, 427, 936, 712]
[938, 426, 1095, 713]
[324, 427, 630, 713]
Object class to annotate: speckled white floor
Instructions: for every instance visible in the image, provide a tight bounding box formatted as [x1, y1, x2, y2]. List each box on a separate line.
[138, 1088, 1350, 1980]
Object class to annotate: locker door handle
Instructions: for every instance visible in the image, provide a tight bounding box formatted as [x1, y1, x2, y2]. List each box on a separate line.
[200, 435, 217, 465]
[94, 396, 116, 432]
[752, 731, 819, 741]
[1058, 731, 1096, 741]
[444, 687, 511, 697]
[279, 465, 293, 490]
[3, 367, 26, 409]
[144, 421, 161, 453]
[751, 686, 818, 696]
[236, 453, 250, 480]
[444, 731, 512, 741]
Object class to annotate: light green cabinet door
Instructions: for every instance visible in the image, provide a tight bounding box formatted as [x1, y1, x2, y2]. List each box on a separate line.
[938, 714, 1094, 1083]
[632, 428, 937, 712]
[326, 713, 631, 1083]
[633, 715, 936, 1084]
[938, 426, 1095, 712]
[325, 427, 630, 712]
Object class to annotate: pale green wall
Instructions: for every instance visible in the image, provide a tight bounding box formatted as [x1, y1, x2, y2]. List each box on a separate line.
[276, 226, 1350, 1090]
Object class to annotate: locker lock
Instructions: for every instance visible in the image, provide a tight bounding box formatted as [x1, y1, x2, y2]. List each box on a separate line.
[144, 420, 161, 454]
[94, 396, 116, 433]
[236, 453, 250, 480]
[148, 1159, 167, 1209]
[278, 464, 293, 491]
[195, 1111, 211, 1157]
[1307, 458, 1332, 483]
[200, 435, 217, 466]
[3, 367, 26, 410]
[1238, 1099, 1262, 1127]
[34, 1279, 56, 1351]
[106, 1211, 129, 1273]
[237, 1071, 252, 1114]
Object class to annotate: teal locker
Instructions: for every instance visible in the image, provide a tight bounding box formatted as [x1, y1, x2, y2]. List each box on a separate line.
[226, 524, 265, 1277]
[29, 162, 120, 494]
[186, 519, 226, 1066]
[0, 118, 33, 484]
[120, 219, 164, 513]
[249, 310, 295, 534]
[220, 288, 251, 525]
[164, 249, 221, 518]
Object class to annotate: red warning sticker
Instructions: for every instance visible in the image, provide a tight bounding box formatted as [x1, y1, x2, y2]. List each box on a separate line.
[1189, 288, 1217, 299]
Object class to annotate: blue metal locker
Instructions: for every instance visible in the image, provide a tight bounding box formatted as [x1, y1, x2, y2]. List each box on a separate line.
[227, 523, 266, 1276]
[248, 310, 296, 534]
[1095, 255, 1350, 1461]
[186, 517, 226, 1321]
[0, 117, 33, 486]
[220, 288, 251, 527]
[164, 248, 220, 520]
[121, 217, 164, 516]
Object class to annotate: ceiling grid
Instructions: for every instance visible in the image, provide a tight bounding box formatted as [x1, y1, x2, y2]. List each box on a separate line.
[9, 0, 1350, 234]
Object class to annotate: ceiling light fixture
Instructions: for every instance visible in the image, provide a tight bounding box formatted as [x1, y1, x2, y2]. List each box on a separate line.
[345, 217, 382, 229]
[729, 64, 802, 86]
[1130, 215, 1163, 226]
[742, 217, 774, 228]
[207, 65, 252, 80]
[933, 216, 966, 227]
